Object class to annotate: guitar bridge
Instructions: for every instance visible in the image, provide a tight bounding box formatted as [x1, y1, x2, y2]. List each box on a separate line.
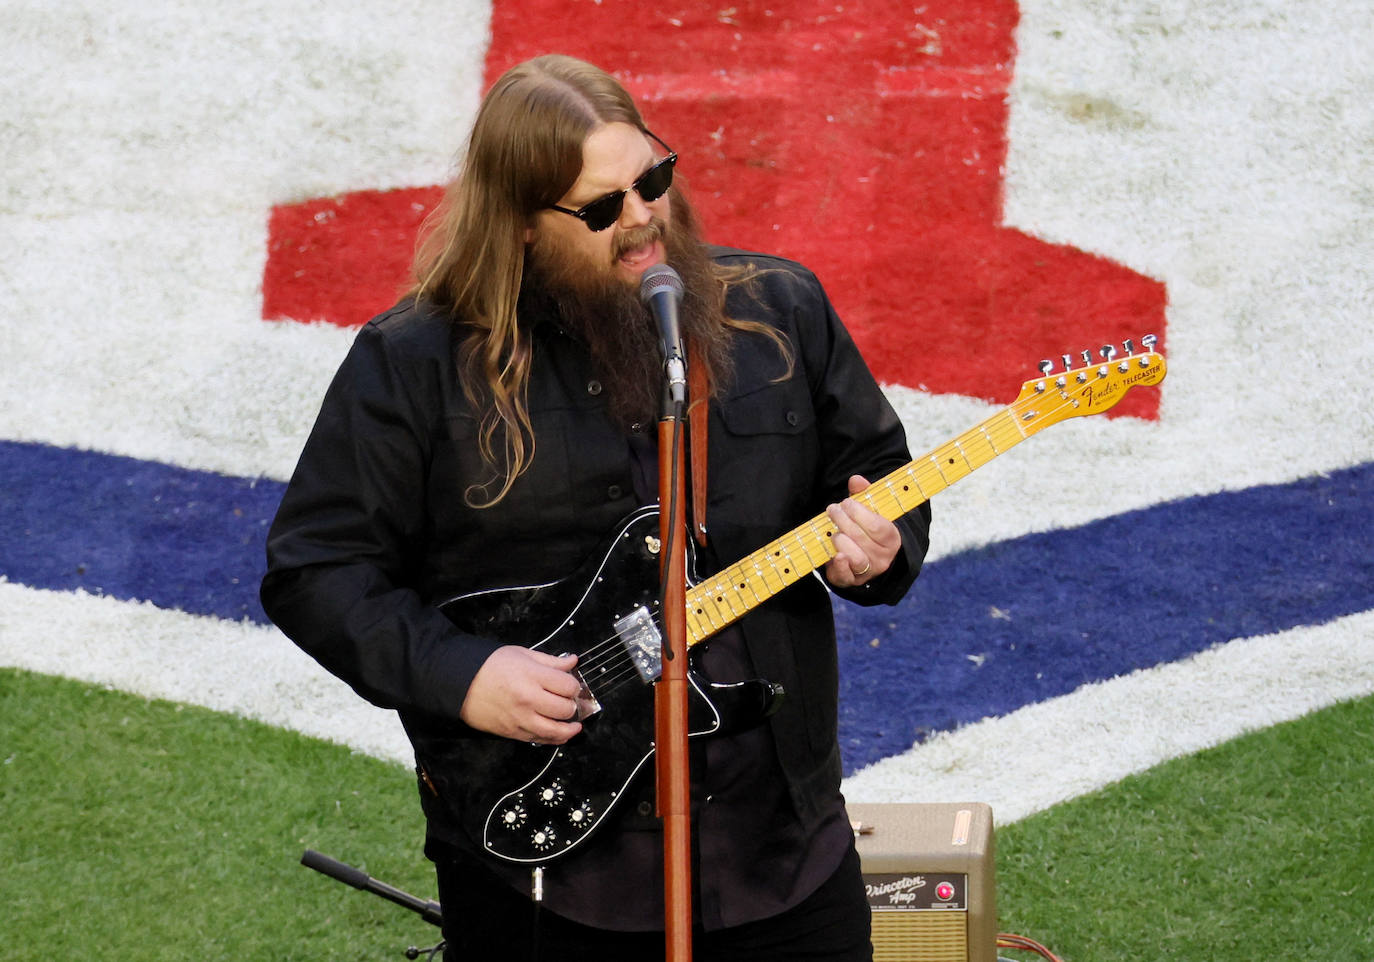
[614, 606, 663, 683]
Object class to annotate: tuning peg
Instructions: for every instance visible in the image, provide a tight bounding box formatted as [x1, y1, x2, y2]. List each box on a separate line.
[1038, 358, 1055, 376]
[1139, 334, 1159, 366]
[1061, 353, 1073, 370]
[1080, 349, 1093, 365]
[1123, 337, 1135, 355]
[1100, 344, 1117, 362]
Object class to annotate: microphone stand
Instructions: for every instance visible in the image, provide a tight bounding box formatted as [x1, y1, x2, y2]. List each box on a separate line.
[656, 366, 693, 962]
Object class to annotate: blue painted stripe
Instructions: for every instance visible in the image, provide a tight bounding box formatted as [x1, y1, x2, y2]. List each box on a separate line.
[4, 441, 1370, 774]
[0, 441, 282, 623]
[833, 461, 1374, 771]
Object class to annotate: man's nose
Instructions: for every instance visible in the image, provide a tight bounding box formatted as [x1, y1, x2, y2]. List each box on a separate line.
[618, 188, 654, 228]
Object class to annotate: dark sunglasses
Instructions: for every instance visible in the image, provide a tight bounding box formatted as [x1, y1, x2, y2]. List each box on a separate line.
[548, 131, 677, 232]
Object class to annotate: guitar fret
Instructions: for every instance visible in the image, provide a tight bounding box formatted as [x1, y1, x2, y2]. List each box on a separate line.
[912, 461, 946, 497]
[766, 545, 795, 582]
[696, 593, 730, 630]
[687, 611, 709, 643]
[1007, 406, 1030, 439]
[951, 438, 973, 469]
[930, 444, 973, 487]
[725, 570, 755, 606]
[976, 424, 1002, 458]
[896, 465, 931, 507]
[948, 441, 975, 476]
[743, 565, 770, 603]
[777, 540, 809, 580]
[872, 479, 903, 521]
[696, 582, 725, 624]
[749, 560, 785, 596]
[711, 581, 746, 620]
[954, 433, 996, 471]
[799, 519, 836, 567]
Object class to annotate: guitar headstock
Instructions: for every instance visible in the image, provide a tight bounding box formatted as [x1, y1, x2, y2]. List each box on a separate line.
[1014, 334, 1167, 431]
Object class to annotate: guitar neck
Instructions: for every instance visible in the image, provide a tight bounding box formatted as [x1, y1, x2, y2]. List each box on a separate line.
[682, 345, 1165, 646]
[684, 401, 1034, 646]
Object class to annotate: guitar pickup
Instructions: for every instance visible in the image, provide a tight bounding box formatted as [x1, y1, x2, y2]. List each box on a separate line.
[613, 606, 663, 684]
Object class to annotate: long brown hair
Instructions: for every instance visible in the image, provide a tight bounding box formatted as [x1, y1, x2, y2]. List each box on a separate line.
[412, 55, 788, 506]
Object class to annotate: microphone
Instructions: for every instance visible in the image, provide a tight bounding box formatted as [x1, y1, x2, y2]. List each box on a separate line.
[639, 263, 687, 405]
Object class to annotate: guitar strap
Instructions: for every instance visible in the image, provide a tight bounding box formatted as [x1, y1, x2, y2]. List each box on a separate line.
[688, 338, 709, 547]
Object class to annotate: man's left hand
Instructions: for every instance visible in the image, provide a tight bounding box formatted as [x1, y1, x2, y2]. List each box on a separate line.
[824, 475, 902, 589]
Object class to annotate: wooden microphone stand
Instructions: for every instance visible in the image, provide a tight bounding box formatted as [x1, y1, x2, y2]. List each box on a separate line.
[656, 390, 693, 961]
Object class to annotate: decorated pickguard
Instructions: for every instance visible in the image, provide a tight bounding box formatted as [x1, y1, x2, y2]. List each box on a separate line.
[434, 507, 782, 864]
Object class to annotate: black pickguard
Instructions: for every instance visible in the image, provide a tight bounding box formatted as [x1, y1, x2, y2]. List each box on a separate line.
[432, 506, 783, 864]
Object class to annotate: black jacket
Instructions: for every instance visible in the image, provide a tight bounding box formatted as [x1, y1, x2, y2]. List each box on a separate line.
[261, 248, 930, 924]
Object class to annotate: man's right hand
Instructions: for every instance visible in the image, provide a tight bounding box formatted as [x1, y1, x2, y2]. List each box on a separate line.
[459, 646, 584, 744]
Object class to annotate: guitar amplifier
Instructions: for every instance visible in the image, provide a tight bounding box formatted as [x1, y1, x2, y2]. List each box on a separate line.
[847, 802, 996, 962]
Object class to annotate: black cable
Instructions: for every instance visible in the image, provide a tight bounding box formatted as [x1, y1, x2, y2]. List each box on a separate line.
[659, 399, 686, 663]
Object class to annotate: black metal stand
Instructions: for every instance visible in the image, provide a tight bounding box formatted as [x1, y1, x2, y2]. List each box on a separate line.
[301, 849, 444, 959]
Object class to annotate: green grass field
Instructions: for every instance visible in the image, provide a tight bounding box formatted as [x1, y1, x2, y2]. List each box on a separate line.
[2, 667, 1370, 961]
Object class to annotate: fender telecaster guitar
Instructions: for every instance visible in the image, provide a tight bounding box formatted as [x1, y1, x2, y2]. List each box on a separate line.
[435, 339, 1166, 863]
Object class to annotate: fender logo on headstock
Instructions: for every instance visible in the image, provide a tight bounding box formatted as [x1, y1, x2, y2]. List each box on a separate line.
[1081, 362, 1163, 410]
[1025, 334, 1166, 427]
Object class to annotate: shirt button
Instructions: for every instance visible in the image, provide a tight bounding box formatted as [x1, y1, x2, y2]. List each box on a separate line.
[607, 484, 623, 500]
[587, 380, 603, 396]
[785, 410, 800, 426]
[637, 800, 653, 817]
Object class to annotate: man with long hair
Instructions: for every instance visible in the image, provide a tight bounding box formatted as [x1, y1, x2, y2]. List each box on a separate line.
[262, 54, 930, 961]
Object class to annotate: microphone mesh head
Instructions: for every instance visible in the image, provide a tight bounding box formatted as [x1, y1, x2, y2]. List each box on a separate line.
[638, 263, 683, 304]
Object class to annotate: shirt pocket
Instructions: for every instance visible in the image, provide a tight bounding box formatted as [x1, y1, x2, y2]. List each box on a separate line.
[426, 409, 637, 587]
[710, 379, 819, 537]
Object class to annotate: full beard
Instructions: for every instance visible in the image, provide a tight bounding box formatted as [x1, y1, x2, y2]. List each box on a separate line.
[525, 214, 730, 429]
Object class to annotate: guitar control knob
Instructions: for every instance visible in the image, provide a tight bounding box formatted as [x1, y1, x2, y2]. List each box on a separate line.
[537, 780, 567, 807]
[568, 801, 596, 830]
[531, 825, 558, 852]
[499, 802, 528, 830]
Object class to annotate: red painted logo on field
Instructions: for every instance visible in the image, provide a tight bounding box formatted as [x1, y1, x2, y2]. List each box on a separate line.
[263, 0, 1166, 418]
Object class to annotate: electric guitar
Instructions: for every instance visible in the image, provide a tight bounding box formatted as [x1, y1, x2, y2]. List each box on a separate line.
[434, 339, 1167, 864]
